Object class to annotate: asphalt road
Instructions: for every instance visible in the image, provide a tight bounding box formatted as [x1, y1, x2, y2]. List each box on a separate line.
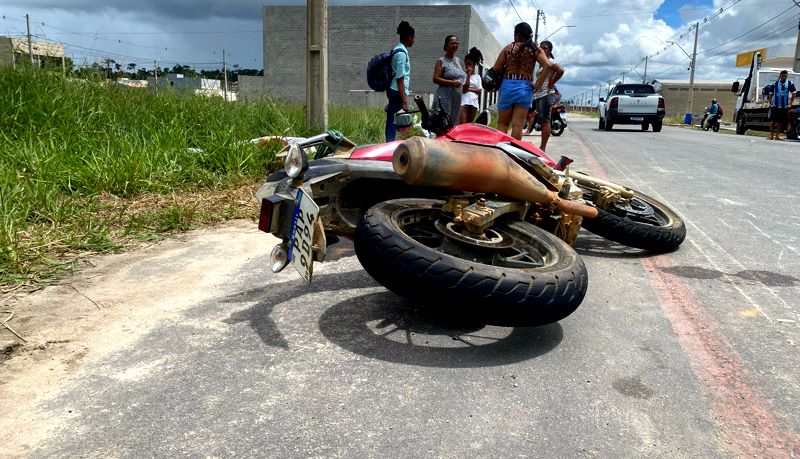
[2, 117, 799, 457]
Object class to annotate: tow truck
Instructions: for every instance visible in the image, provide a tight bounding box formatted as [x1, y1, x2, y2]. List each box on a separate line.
[732, 51, 800, 135]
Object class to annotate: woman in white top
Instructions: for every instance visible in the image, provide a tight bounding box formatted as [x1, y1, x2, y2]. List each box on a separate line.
[459, 48, 484, 124]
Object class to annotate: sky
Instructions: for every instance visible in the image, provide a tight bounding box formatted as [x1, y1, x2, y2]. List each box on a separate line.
[2, 0, 799, 103]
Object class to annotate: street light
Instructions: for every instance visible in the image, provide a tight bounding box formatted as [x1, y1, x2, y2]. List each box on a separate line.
[667, 37, 698, 124]
[666, 40, 692, 68]
[543, 25, 576, 41]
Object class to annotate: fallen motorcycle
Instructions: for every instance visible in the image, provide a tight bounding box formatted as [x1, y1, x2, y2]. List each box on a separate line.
[255, 97, 685, 325]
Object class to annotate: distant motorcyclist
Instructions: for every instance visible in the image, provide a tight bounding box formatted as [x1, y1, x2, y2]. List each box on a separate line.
[702, 99, 719, 130]
[708, 99, 719, 116]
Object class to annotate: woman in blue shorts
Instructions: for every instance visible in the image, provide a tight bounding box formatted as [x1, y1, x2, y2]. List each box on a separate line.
[488, 22, 551, 140]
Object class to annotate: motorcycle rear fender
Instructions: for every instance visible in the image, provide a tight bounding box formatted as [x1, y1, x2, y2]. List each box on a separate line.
[257, 158, 453, 239]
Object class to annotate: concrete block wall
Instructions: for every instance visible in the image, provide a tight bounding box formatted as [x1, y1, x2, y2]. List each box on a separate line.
[238, 74, 271, 103]
[660, 85, 737, 123]
[263, 5, 501, 108]
[0, 37, 13, 67]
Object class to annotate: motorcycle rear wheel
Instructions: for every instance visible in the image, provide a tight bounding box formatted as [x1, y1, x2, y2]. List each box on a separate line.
[354, 199, 588, 326]
[551, 119, 565, 136]
[581, 188, 685, 253]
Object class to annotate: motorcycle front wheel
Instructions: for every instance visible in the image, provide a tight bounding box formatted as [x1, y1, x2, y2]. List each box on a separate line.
[581, 187, 686, 253]
[551, 119, 565, 136]
[354, 199, 588, 326]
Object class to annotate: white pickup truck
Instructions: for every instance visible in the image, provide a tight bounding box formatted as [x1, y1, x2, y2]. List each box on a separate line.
[598, 83, 666, 132]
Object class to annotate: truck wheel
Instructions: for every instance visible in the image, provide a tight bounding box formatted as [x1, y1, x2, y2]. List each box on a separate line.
[641, 123, 649, 131]
[652, 120, 662, 132]
[736, 114, 747, 135]
[599, 117, 606, 130]
[604, 119, 613, 131]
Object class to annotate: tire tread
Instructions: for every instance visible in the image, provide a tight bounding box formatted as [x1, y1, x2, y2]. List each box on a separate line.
[354, 199, 587, 325]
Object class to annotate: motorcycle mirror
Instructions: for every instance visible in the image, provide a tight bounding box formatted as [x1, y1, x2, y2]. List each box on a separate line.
[394, 110, 414, 130]
[475, 110, 490, 126]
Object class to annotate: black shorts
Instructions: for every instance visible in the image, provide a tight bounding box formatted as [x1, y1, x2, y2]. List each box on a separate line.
[769, 107, 788, 124]
[534, 95, 553, 123]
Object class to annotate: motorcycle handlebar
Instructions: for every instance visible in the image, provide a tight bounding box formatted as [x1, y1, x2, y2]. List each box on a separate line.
[414, 96, 431, 131]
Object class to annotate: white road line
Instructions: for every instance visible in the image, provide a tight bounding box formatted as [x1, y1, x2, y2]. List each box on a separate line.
[580, 131, 795, 320]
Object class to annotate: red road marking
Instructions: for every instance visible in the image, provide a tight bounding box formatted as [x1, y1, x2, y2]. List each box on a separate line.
[573, 133, 800, 457]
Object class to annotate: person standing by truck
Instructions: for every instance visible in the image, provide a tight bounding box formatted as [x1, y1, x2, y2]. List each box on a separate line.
[768, 70, 796, 141]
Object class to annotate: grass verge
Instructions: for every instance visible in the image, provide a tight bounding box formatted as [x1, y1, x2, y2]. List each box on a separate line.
[0, 66, 386, 289]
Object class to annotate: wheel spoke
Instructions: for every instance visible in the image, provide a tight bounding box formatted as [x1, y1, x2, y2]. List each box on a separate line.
[494, 248, 545, 269]
[397, 208, 550, 270]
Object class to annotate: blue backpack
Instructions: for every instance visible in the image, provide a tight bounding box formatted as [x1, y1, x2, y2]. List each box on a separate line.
[367, 48, 406, 92]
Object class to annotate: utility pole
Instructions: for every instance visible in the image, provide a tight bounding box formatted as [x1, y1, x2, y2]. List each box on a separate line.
[154, 60, 158, 92]
[590, 88, 594, 108]
[621, 72, 625, 83]
[26, 14, 34, 65]
[534, 10, 542, 42]
[222, 49, 228, 101]
[306, 0, 328, 130]
[643, 56, 648, 83]
[687, 22, 699, 120]
[793, 18, 800, 73]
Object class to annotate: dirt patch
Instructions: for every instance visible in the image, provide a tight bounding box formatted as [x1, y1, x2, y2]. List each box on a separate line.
[0, 220, 277, 456]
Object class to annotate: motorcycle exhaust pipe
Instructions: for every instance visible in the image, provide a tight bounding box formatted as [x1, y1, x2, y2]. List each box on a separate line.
[393, 137, 597, 218]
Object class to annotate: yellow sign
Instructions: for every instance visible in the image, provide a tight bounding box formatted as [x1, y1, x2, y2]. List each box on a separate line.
[736, 48, 767, 67]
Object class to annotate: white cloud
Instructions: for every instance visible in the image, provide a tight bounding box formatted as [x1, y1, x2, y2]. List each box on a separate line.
[2, 0, 798, 102]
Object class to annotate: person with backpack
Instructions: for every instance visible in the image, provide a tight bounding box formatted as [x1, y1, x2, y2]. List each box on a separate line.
[385, 21, 415, 141]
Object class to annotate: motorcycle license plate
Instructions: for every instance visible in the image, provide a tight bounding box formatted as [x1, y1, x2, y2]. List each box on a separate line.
[631, 117, 644, 121]
[288, 188, 320, 283]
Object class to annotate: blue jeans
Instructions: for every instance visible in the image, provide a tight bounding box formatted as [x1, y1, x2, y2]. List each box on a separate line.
[385, 88, 404, 141]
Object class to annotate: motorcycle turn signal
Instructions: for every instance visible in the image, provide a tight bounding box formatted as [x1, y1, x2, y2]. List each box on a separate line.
[284, 143, 309, 179]
[270, 243, 290, 273]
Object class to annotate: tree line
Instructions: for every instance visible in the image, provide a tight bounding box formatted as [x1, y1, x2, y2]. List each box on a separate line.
[17, 54, 262, 82]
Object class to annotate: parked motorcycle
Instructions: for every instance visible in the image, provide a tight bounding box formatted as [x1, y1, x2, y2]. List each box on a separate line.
[255, 97, 685, 325]
[525, 102, 568, 136]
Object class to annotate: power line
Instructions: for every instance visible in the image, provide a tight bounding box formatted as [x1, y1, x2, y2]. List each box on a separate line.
[507, 0, 525, 23]
[596, 0, 788, 94]
[696, 4, 795, 56]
